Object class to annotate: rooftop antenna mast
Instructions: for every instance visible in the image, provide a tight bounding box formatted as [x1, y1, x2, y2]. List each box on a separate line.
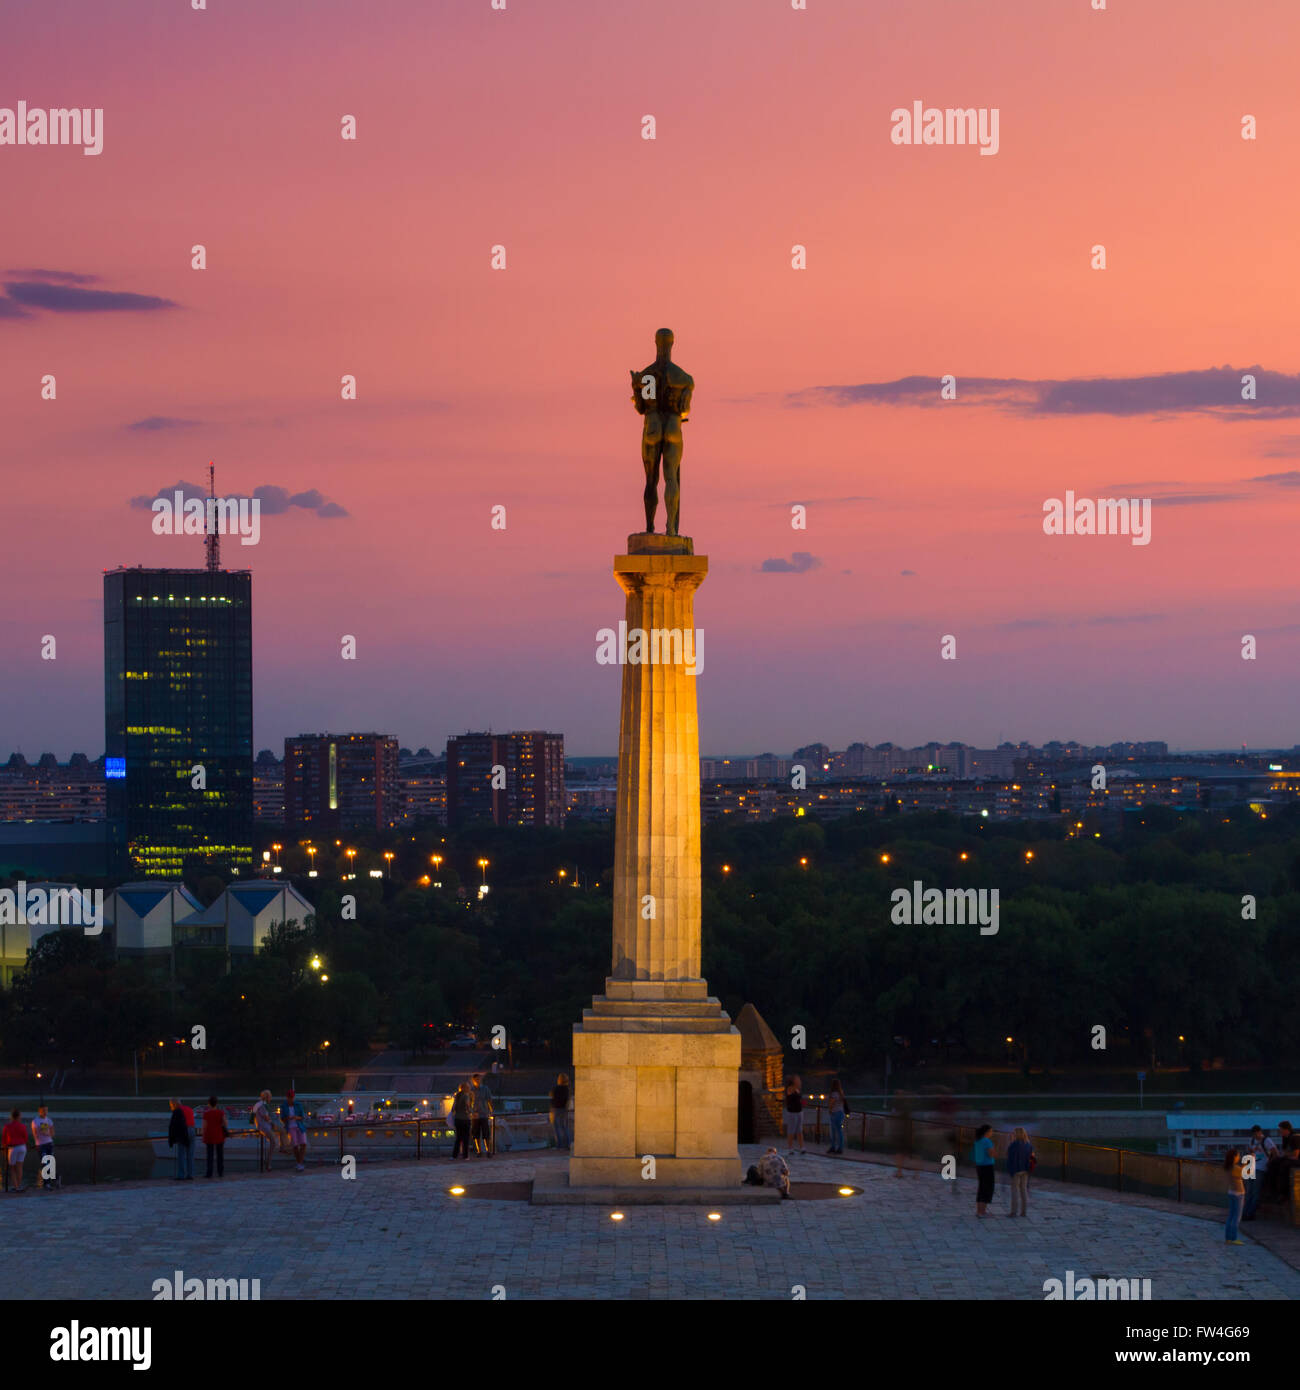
[205, 462, 219, 572]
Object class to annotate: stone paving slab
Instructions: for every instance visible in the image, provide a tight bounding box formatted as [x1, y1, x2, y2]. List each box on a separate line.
[8, 1147, 1297, 1300]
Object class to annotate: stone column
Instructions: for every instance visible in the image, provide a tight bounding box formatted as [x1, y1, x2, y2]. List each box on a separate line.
[611, 535, 706, 984]
[569, 532, 742, 1190]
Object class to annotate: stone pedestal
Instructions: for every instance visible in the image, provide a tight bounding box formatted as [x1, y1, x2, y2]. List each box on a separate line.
[569, 533, 742, 1193]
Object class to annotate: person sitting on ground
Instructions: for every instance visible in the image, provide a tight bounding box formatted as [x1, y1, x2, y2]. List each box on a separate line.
[758, 1146, 791, 1198]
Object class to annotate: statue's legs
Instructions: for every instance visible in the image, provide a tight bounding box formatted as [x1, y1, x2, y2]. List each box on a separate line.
[661, 415, 683, 536]
[641, 413, 664, 532]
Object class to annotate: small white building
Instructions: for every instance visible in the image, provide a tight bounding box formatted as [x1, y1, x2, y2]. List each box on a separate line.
[0, 882, 103, 985]
[1165, 1112, 1273, 1160]
[176, 881, 316, 955]
[106, 882, 203, 955]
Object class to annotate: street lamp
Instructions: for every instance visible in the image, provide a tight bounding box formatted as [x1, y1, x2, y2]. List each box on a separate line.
[345, 848, 356, 879]
[310, 956, 322, 971]
[383, 851, 395, 878]
[478, 858, 489, 885]
[307, 845, 317, 875]
[272, 842, 282, 867]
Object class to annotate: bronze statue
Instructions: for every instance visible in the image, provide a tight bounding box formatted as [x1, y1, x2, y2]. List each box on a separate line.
[630, 328, 694, 536]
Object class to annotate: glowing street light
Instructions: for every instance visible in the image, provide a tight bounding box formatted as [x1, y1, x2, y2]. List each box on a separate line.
[477, 858, 490, 884]
[383, 850, 395, 878]
[310, 956, 322, 971]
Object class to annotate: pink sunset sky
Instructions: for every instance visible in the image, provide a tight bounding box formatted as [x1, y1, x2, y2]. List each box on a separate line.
[3, 0, 1299, 757]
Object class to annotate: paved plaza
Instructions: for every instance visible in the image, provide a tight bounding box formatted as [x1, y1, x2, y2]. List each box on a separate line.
[16, 1147, 1299, 1300]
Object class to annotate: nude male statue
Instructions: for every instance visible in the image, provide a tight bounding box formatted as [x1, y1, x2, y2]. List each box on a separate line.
[630, 328, 694, 536]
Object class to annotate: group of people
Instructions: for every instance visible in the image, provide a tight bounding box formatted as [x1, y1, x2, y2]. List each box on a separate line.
[449, 1073, 497, 1159]
[971, 1124, 1036, 1217]
[781, 1075, 851, 1155]
[3, 1105, 56, 1193]
[167, 1090, 308, 1179]
[1223, 1121, 1300, 1241]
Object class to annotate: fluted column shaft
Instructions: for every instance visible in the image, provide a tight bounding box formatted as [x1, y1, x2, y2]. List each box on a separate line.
[611, 546, 706, 983]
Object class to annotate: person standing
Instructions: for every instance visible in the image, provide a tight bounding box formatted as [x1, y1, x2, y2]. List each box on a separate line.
[30, 1105, 55, 1191]
[826, 1079, 847, 1156]
[784, 1076, 805, 1155]
[470, 1075, 493, 1157]
[3, 1108, 28, 1193]
[451, 1084, 472, 1160]
[251, 1091, 278, 1172]
[973, 1123, 996, 1217]
[549, 1073, 571, 1151]
[167, 1100, 190, 1181]
[1005, 1126, 1034, 1217]
[281, 1090, 308, 1171]
[201, 1096, 227, 1179]
[180, 1099, 196, 1179]
[1244, 1125, 1275, 1221]
[1224, 1147, 1246, 1244]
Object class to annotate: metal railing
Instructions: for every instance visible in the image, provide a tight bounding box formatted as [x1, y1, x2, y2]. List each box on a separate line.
[801, 1107, 1292, 1214]
[1, 1109, 571, 1189]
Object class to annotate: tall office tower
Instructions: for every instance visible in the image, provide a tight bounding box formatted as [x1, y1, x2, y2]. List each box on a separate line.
[103, 566, 254, 877]
[283, 733, 400, 833]
[446, 731, 566, 828]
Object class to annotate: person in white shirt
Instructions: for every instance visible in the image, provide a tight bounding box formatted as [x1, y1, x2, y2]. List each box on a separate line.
[30, 1106, 55, 1190]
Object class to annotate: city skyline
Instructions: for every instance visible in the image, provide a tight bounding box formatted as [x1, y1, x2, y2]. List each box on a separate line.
[5, 0, 1300, 757]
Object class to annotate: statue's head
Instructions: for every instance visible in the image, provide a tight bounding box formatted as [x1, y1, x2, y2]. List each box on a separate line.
[654, 327, 674, 354]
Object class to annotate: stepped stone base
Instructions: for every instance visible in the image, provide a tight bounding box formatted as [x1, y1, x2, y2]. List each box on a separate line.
[571, 998, 742, 1189]
[532, 1167, 777, 1205]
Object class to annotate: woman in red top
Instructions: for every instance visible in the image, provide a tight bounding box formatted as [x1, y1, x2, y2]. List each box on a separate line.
[4, 1107, 28, 1193]
[201, 1096, 228, 1179]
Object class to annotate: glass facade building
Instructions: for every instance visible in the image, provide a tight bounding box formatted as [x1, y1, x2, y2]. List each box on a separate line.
[104, 567, 254, 877]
